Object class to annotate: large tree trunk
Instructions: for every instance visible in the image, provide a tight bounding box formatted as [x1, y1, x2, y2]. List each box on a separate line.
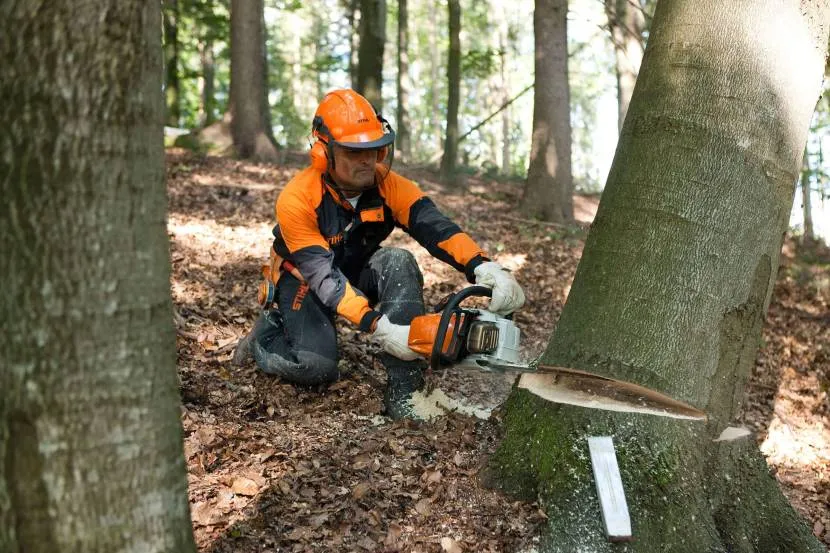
[356, 0, 386, 110]
[487, 1, 830, 551]
[0, 3, 197, 553]
[605, 0, 645, 133]
[520, 0, 573, 223]
[396, 0, 411, 163]
[439, 0, 461, 184]
[230, 0, 279, 161]
[164, 0, 180, 127]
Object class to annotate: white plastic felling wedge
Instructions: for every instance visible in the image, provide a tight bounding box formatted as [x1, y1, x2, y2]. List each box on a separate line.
[587, 436, 633, 542]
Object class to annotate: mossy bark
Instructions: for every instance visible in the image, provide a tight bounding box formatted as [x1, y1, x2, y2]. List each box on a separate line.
[0, 2, 196, 552]
[487, 1, 830, 551]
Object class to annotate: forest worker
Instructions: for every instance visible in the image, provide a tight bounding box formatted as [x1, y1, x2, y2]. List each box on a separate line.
[245, 88, 525, 419]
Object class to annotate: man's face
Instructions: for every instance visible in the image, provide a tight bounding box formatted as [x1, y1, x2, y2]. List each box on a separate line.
[330, 145, 378, 196]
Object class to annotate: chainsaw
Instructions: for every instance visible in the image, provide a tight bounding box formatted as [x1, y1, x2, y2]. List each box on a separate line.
[407, 287, 707, 421]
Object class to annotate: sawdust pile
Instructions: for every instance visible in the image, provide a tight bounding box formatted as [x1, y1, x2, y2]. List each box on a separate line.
[168, 151, 829, 552]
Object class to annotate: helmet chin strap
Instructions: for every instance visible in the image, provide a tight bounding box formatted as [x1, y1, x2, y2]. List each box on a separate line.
[323, 170, 375, 197]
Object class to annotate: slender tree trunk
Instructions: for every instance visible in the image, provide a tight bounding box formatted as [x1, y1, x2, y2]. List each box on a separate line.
[521, 0, 573, 223]
[429, 0, 442, 153]
[487, 1, 830, 551]
[440, 0, 461, 184]
[0, 2, 197, 552]
[200, 39, 216, 127]
[605, 0, 646, 133]
[499, 27, 511, 176]
[230, 0, 279, 161]
[164, 0, 180, 127]
[801, 152, 815, 243]
[347, 0, 359, 89]
[356, 0, 386, 110]
[396, 0, 411, 163]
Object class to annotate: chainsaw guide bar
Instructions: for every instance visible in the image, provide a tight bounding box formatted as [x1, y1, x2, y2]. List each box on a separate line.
[415, 287, 707, 421]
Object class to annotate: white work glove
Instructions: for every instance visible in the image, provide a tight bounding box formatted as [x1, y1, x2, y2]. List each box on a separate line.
[372, 315, 422, 361]
[473, 261, 526, 316]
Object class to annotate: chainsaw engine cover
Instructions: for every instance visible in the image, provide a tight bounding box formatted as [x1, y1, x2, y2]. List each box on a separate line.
[460, 310, 522, 371]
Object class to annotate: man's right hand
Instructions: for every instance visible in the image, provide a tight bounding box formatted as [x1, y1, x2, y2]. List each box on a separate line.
[372, 315, 421, 361]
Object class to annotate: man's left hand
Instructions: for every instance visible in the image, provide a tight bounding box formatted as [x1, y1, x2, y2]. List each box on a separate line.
[473, 261, 525, 315]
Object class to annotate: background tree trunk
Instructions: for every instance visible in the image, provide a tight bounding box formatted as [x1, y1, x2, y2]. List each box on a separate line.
[0, 2, 197, 552]
[487, 1, 830, 551]
[164, 0, 180, 127]
[396, 0, 411, 163]
[230, 0, 279, 160]
[356, 0, 386, 110]
[439, 0, 461, 184]
[200, 38, 216, 127]
[520, 0, 573, 223]
[605, 0, 646, 133]
[346, 0, 359, 89]
[500, 26, 511, 176]
[801, 153, 815, 243]
[429, 0, 442, 153]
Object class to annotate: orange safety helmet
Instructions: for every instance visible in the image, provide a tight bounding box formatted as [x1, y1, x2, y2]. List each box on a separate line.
[309, 89, 396, 172]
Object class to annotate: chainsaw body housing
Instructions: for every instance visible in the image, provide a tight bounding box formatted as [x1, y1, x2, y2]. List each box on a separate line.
[458, 309, 522, 370]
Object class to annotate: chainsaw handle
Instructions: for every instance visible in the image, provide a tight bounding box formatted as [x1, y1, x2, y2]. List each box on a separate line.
[430, 286, 492, 370]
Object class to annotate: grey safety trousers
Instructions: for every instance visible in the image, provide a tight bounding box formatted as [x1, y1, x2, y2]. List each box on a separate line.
[250, 247, 427, 392]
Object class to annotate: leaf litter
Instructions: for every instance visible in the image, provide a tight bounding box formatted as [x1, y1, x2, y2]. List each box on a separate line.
[167, 150, 829, 551]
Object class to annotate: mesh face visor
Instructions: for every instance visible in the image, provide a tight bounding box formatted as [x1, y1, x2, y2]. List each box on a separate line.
[332, 126, 396, 182]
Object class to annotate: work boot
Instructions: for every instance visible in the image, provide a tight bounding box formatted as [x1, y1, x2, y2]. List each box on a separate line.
[383, 361, 426, 421]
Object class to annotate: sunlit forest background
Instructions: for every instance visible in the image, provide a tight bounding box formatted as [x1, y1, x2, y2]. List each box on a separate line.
[163, 0, 830, 239]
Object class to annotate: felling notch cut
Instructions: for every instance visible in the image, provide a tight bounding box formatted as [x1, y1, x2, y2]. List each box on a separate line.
[588, 436, 633, 542]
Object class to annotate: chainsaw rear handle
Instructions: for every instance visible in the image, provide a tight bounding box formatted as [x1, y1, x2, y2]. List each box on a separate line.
[430, 286, 492, 370]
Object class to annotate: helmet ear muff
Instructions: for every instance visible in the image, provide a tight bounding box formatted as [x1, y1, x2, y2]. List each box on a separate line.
[310, 114, 332, 172]
[310, 140, 328, 171]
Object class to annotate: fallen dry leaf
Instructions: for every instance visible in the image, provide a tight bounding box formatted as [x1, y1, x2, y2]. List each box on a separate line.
[441, 537, 464, 553]
[352, 481, 371, 499]
[414, 498, 432, 516]
[231, 477, 259, 496]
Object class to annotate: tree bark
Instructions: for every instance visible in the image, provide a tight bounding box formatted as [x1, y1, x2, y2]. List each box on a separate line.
[0, 3, 197, 553]
[356, 0, 386, 110]
[164, 0, 180, 127]
[605, 0, 646, 133]
[396, 0, 412, 163]
[230, 0, 279, 161]
[200, 38, 216, 127]
[346, 0, 359, 89]
[487, 1, 830, 551]
[801, 153, 815, 243]
[500, 27, 511, 176]
[429, 0, 442, 153]
[439, 0, 461, 184]
[520, 0, 573, 223]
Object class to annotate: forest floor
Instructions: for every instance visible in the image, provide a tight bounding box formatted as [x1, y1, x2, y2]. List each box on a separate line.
[167, 150, 830, 553]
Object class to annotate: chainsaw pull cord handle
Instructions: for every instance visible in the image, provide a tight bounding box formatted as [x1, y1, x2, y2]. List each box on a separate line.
[430, 286, 492, 370]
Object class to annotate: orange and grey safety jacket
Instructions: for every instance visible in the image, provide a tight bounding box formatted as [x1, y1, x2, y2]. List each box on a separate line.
[271, 166, 489, 331]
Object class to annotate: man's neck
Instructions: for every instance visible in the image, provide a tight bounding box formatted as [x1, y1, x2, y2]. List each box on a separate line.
[323, 171, 365, 199]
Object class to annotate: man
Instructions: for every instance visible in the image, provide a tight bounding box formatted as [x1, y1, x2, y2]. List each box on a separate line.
[246, 89, 525, 419]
